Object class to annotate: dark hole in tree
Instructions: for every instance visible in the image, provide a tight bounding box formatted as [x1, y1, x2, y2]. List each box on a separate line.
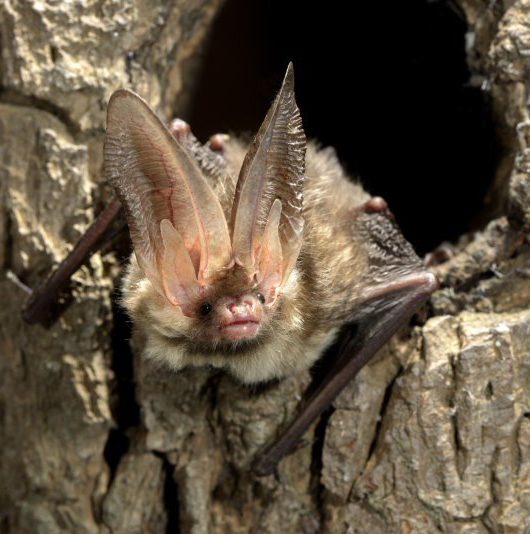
[187, 0, 497, 255]
[104, 288, 140, 479]
[162, 457, 180, 534]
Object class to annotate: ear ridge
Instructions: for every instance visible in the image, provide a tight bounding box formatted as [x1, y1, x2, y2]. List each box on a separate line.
[231, 63, 306, 282]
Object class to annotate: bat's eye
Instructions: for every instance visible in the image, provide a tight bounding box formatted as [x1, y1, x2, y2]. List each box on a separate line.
[199, 302, 212, 317]
[257, 293, 265, 304]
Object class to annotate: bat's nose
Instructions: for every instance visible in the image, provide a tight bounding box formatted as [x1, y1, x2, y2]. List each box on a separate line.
[217, 296, 261, 341]
[226, 297, 256, 315]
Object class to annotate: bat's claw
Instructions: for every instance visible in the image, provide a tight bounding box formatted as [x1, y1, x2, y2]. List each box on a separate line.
[208, 133, 230, 152]
[358, 196, 388, 214]
[167, 118, 191, 143]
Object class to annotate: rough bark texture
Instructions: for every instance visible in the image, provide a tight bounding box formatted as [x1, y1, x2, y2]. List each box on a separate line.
[2, 1, 530, 533]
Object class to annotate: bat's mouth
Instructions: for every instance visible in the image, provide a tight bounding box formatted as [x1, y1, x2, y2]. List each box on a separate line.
[219, 320, 260, 341]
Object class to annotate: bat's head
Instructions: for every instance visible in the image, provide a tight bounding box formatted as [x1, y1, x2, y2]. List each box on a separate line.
[105, 64, 306, 357]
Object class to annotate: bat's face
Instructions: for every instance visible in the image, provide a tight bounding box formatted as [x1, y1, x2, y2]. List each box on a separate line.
[146, 267, 301, 349]
[158, 265, 281, 346]
[187, 269, 273, 342]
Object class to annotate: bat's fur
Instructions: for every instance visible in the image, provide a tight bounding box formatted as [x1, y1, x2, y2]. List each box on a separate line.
[121, 140, 373, 383]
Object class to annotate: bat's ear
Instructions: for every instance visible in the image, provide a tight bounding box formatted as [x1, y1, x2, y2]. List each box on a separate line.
[104, 90, 232, 315]
[231, 63, 306, 302]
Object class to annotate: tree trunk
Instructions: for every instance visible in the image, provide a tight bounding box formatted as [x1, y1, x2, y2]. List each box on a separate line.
[2, 1, 530, 533]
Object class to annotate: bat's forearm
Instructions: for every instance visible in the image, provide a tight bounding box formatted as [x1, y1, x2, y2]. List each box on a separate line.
[22, 197, 124, 325]
[253, 271, 437, 476]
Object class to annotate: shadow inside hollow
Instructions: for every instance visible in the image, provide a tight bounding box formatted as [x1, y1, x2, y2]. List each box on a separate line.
[187, 0, 497, 256]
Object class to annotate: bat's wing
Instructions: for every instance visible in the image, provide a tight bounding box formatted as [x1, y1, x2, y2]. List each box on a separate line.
[253, 201, 438, 476]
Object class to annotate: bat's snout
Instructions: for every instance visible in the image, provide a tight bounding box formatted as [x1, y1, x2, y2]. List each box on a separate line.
[216, 295, 261, 341]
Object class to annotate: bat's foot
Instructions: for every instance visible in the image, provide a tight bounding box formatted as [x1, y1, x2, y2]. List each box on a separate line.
[167, 118, 191, 143]
[208, 133, 230, 153]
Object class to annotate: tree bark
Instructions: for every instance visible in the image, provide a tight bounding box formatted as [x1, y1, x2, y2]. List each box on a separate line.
[2, 1, 530, 533]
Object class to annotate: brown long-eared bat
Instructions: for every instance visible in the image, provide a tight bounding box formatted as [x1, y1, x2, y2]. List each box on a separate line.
[22, 64, 437, 475]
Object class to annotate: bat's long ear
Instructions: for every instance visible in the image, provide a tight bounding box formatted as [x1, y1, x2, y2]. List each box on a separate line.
[104, 90, 232, 316]
[231, 63, 306, 302]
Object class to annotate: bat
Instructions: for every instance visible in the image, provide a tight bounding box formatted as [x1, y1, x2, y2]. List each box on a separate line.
[22, 64, 437, 475]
